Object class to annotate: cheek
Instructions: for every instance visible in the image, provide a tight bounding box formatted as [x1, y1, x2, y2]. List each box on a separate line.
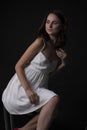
[45, 24, 48, 31]
[45, 24, 47, 28]
[54, 26, 61, 32]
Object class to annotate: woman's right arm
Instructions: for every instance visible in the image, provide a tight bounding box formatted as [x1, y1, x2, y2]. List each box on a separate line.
[15, 37, 43, 105]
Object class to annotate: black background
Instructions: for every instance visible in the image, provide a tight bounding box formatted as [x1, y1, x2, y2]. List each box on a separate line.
[0, 0, 87, 130]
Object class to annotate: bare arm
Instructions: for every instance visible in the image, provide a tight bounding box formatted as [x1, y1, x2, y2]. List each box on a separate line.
[56, 48, 67, 71]
[49, 48, 67, 78]
[15, 37, 43, 104]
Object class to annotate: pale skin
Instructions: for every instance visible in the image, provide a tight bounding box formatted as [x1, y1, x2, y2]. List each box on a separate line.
[15, 13, 67, 130]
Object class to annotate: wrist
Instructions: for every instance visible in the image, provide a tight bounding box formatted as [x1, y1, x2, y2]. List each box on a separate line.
[24, 86, 32, 92]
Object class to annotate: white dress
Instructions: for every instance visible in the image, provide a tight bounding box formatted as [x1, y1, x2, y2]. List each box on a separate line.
[2, 51, 58, 115]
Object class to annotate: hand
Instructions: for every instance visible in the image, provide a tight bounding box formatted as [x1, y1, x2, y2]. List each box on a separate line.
[56, 48, 67, 71]
[56, 48, 67, 61]
[25, 89, 39, 105]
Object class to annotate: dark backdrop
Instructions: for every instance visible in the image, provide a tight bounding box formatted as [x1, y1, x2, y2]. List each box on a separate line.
[0, 1, 87, 130]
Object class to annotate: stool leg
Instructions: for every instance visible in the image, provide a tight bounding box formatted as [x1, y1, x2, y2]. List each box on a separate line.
[3, 106, 11, 130]
[10, 115, 14, 130]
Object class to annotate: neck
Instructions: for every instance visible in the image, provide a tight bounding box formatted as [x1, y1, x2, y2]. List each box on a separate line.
[49, 37, 59, 50]
[49, 35, 57, 45]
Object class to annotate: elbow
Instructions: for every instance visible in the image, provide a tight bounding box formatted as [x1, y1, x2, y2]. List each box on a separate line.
[15, 62, 24, 73]
[15, 63, 19, 73]
[15, 63, 18, 72]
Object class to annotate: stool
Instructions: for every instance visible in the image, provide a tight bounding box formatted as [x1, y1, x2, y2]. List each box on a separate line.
[3, 106, 14, 130]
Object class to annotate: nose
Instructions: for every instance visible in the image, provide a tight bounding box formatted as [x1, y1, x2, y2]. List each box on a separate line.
[49, 23, 52, 28]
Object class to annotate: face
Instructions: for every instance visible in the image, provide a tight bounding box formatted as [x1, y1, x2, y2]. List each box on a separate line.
[45, 13, 62, 36]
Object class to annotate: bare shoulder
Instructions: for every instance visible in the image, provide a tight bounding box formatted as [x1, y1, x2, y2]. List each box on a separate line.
[23, 37, 44, 53]
[15, 37, 44, 68]
[34, 37, 43, 42]
[25, 37, 44, 54]
[31, 37, 44, 49]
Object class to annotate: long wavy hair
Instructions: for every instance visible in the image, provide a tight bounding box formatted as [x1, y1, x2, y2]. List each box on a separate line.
[37, 10, 68, 49]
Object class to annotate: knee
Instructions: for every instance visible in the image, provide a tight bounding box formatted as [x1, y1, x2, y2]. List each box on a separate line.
[52, 95, 60, 106]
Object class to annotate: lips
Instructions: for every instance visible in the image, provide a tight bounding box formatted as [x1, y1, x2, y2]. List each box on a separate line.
[47, 29, 53, 31]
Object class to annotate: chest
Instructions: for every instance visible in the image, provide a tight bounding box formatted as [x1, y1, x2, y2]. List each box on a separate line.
[42, 44, 58, 62]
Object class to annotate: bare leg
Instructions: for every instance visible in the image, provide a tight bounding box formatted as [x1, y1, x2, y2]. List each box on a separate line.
[18, 96, 59, 130]
[18, 114, 39, 130]
[36, 96, 59, 130]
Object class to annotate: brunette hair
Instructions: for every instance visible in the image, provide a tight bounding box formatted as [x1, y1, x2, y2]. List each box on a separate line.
[37, 10, 68, 49]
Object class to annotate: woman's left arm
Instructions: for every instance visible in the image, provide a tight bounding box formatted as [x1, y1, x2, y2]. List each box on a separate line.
[49, 48, 67, 78]
[56, 48, 67, 71]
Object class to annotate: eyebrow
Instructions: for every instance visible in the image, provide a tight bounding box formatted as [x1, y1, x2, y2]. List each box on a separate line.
[46, 19, 59, 23]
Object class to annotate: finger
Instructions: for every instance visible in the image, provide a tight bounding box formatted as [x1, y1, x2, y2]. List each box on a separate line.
[59, 48, 64, 52]
[30, 93, 38, 105]
[29, 96, 34, 104]
[32, 93, 39, 105]
[35, 94, 39, 105]
[29, 94, 36, 104]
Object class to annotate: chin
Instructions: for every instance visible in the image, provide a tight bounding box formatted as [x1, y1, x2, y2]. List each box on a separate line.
[47, 32, 54, 35]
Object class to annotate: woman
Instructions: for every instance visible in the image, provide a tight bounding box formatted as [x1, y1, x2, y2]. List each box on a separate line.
[2, 10, 67, 130]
